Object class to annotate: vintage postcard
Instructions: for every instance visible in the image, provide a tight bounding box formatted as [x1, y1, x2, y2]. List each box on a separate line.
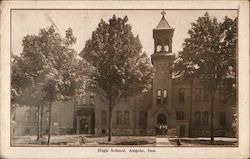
[1, 0, 249, 158]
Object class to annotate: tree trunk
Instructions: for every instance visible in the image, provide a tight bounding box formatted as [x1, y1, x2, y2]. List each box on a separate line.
[188, 81, 193, 137]
[47, 102, 52, 145]
[37, 104, 41, 141]
[108, 100, 113, 142]
[210, 89, 215, 144]
[40, 104, 44, 138]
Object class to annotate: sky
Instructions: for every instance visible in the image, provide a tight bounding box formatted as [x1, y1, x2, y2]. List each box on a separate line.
[11, 10, 237, 58]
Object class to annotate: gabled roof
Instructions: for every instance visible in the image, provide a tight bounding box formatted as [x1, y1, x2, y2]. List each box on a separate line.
[154, 16, 173, 30]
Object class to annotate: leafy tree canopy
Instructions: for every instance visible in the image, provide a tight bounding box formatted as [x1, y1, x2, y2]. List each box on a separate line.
[172, 12, 237, 143]
[80, 14, 153, 142]
[174, 12, 237, 94]
[80, 15, 153, 104]
[11, 26, 87, 107]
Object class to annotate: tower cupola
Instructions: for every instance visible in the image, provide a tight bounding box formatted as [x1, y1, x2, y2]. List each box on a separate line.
[153, 11, 174, 54]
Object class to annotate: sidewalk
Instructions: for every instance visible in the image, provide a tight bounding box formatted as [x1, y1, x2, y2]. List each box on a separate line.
[155, 136, 174, 146]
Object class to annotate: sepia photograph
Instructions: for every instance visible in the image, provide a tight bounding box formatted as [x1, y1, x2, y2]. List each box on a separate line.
[1, 1, 249, 159]
[10, 9, 238, 147]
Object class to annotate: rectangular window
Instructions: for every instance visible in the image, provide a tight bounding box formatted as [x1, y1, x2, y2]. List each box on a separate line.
[124, 111, 130, 125]
[195, 88, 202, 102]
[46, 111, 49, 121]
[194, 112, 201, 126]
[117, 111, 122, 125]
[220, 90, 227, 104]
[157, 89, 162, 104]
[179, 88, 185, 102]
[139, 111, 147, 127]
[163, 89, 168, 104]
[24, 128, 30, 135]
[203, 89, 209, 102]
[176, 111, 184, 120]
[11, 108, 16, 122]
[101, 111, 107, 125]
[219, 112, 226, 126]
[25, 110, 31, 122]
[202, 111, 209, 126]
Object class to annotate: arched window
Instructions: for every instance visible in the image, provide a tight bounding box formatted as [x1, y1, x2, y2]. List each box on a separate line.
[164, 45, 169, 52]
[157, 45, 162, 52]
[194, 112, 201, 126]
[202, 111, 209, 126]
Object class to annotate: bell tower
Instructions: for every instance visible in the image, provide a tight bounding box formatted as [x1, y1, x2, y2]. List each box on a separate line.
[147, 11, 176, 136]
[152, 11, 174, 59]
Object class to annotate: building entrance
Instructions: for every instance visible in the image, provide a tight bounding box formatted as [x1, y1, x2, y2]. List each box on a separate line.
[80, 117, 89, 134]
[156, 114, 167, 135]
[75, 108, 95, 134]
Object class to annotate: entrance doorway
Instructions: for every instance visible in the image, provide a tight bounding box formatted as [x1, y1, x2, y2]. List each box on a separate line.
[80, 117, 89, 134]
[157, 114, 167, 124]
[156, 114, 167, 135]
[75, 108, 95, 134]
[179, 125, 185, 137]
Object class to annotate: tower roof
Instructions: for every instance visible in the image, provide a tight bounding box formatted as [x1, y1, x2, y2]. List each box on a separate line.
[154, 13, 173, 30]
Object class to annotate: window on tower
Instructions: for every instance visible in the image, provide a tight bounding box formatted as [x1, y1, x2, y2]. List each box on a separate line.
[163, 89, 168, 104]
[164, 45, 169, 52]
[157, 89, 162, 104]
[157, 45, 162, 52]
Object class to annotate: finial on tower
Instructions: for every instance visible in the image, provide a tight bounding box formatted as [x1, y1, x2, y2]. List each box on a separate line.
[161, 11, 166, 17]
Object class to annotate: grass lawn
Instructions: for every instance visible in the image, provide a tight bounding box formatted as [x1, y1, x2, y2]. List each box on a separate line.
[11, 135, 237, 147]
[11, 135, 156, 146]
[168, 137, 238, 147]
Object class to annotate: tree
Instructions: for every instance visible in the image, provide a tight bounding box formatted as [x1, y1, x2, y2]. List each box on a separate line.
[11, 53, 47, 140]
[173, 13, 237, 143]
[80, 15, 153, 141]
[11, 26, 87, 145]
